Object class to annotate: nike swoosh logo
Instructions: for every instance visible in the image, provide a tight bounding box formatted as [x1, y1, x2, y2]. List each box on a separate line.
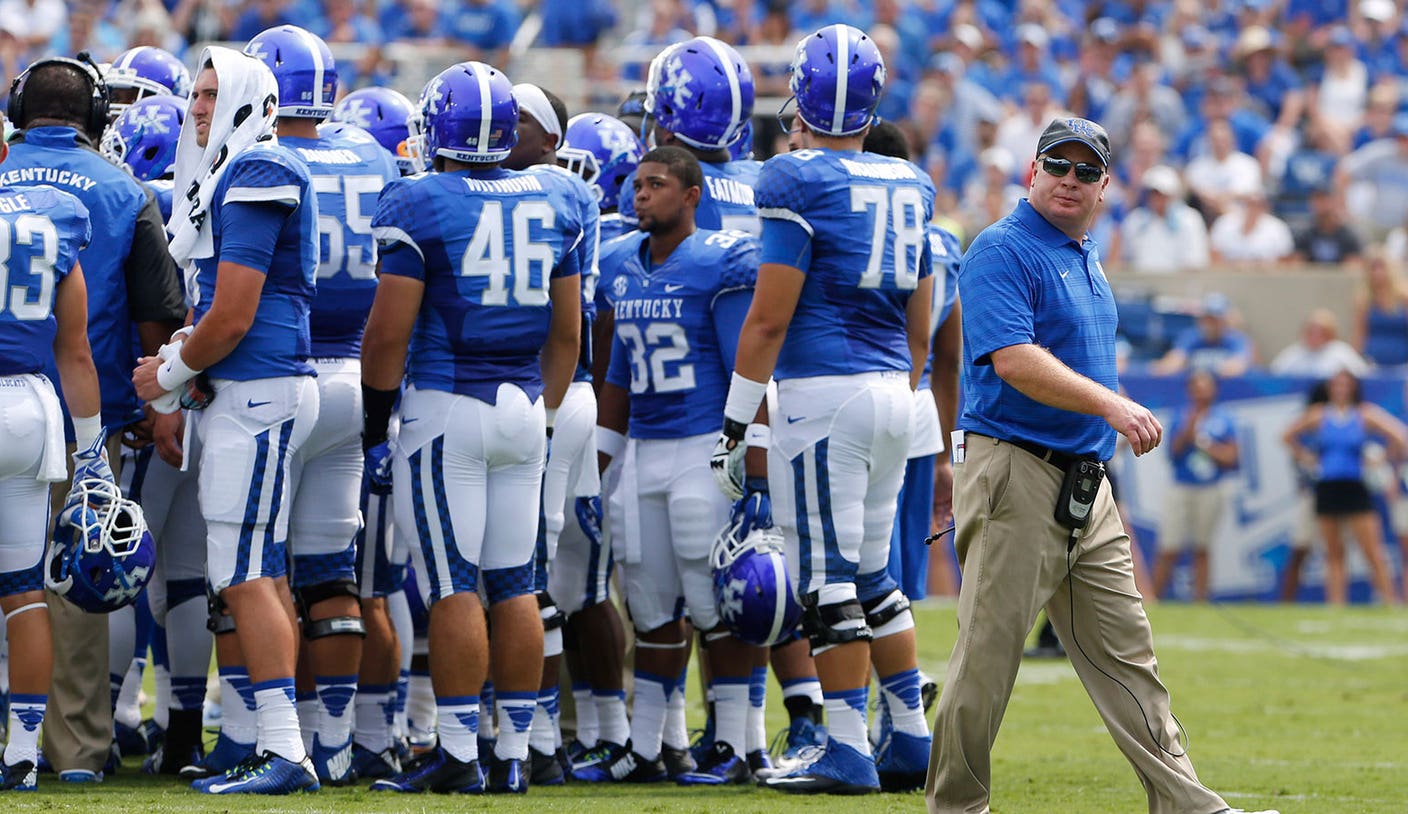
[786, 415, 805, 424]
[663, 284, 684, 292]
[205, 780, 246, 793]
[401, 417, 419, 424]
[246, 399, 271, 408]
[1060, 269, 1071, 278]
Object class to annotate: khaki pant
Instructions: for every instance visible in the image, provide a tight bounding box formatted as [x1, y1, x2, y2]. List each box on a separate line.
[925, 435, 1228, 814]
[42, 436, 122, 774]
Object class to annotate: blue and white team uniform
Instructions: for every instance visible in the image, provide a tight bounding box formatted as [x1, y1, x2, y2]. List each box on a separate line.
[601, 228, 757, 634]
[756, 148, 934, 600]
[372, 166, 584, 607]
[619, 159, 762, 237]
[281, 122, 398, 593]
[0, 185, 90, 597]
[887, 225, 961, 601]
[188, 143, 321, 594]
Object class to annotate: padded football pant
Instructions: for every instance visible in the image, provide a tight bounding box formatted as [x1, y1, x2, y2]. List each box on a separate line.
[926, 435, 1229, 814]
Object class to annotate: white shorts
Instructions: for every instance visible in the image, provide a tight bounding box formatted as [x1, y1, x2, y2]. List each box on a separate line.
[198, 376, 319, 593]
[542, 382, 600, 562]
[393, 385, 545, 605]
[288, 358, 363, 587]
[1158, 482, 1226, 552]
[770, 372, 913, 598]
[120, 440, 206, 621]
[0, 375, 53, 595]
[609, 433, 731, 632]
[547, 493, 610, 615]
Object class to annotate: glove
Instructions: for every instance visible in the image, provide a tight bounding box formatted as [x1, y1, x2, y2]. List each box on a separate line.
[364, 441, 393, 496]
[71, 433, 113, 486]
[730, 476, 772, 537]
[710, 431, 746, 501]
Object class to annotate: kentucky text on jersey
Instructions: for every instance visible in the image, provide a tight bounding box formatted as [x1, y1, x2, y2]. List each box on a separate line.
[0, 167, 98, 192]
[614, 297, 685, 320]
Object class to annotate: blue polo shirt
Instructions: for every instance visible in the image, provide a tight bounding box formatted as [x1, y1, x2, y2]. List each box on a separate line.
[959, 199, 1119, 460]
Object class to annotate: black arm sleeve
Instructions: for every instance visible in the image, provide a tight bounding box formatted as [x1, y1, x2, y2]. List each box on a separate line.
[124, 189, 187, 324]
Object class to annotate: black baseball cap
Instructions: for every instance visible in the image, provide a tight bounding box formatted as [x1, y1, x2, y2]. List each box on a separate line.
[1036, 117, 1112, 167]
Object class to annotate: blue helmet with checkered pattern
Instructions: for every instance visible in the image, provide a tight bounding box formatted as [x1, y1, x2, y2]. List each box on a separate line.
[420, 61, 519, 164]
[788, 24, 885, 137]
[333, 87, 418, 174]
[711, 521, 802, 647]
[560, 112, 645, 210]
[106, 46, 191, 116]
[644, 36, 754, 150]
[45, 478, 155, 613]
[244, 25, 338, 118]
[100, 94, 185, 181]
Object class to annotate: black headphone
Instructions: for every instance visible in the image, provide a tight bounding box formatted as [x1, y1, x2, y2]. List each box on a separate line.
[7, 51, 110, 138]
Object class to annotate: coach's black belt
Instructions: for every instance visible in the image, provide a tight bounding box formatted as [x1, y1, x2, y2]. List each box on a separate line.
[1005, 436, 1083, 472]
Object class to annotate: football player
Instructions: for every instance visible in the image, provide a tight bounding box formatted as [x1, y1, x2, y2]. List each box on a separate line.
[584, 146, 760, 786]
[561, 112, 645, 244]
[715, 24, 935, 794]
[361, 60, 582, 795]
[133, 45, 322, 794]
[245, 24, 400, 787]
[0, 117, 103, 792]
[105, 46, 192, 119]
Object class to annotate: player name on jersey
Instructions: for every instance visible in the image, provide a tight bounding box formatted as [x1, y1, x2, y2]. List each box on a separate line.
[837, 158, 918, 180]
[460, 174, 545, 194]
[0, 168, 98, 191]
[704, 175, 754, 207]
[613, 297, 685, 320]
[0, 192, 36, 214]
[291, 147, 366, 165]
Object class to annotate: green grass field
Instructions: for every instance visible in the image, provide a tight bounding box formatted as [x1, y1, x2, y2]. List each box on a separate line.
[9, 601, 1407, 813]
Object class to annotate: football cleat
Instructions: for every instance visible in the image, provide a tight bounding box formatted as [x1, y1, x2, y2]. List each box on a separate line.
[528, 747, 565, 786]
[564, 738, 593, 766]
[180, 732, 255, 779]
[920, 670, 939, 714]
[369, 748, 483, 794]
[761, 739, 878, 795]
[875, 730, 931, 793]
[570, 741, 667, 783]
[310, 735, 355, 786]
[569, 739, 621, 771]
[675, 741, 750, 786]
[0, 759, 37, 791]
[194, 751, 320, 795]
[765, 716, 827, 778]
[661, 744, 696, 779]
[113, 720, 149, 758]
[688, 719, 715, 766]
[58, 769, 102, 783]
[350, 743, 400, 779]
[486, 755, 528, 793]
[143, 741, 203, 776]
[747, 748, 773, 775]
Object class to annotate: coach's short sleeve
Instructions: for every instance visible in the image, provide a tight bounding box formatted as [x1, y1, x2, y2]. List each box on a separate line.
[960, 241, 1038, 366]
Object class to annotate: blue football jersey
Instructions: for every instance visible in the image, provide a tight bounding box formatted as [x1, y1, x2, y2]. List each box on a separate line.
[603, 229, 758, 439]
[191, 144, 318, 381]
[599, 212, 631, 243]
[283, 123, 400, 357]
[524, 164, 600, 383]
[0, 186, 92, 376]
[919, 224, 962, 389]
[756, 149, 935, 381]
[147, 179, 174, 226]
[372, 167, 584, 405]
[619, 158, 762, 235]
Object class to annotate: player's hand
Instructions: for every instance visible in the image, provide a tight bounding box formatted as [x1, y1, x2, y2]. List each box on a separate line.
[711, 431, 746, 501]
[1104, 394, 1162, 456]
[153, 410, 185, 469]
[123, 411, 155, 450]
[730, 477, 772, 536]
[133, 354, 170, 404]
[365, 441, 393, 496]
[70, 435, 113, 486]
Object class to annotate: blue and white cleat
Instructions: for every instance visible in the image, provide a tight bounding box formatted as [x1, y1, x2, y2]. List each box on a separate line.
[760, 739, 878, 795]
[875, 730, 930, 792]
[310, 735, 355, 786]
[180, 732, 254, 780]
[675, 741, 750, 786]
[486, 755, 528, 793]
[194, 751, 320, 795]
[760, 717, 827, 779]
[369, 747, 483, 794]
[0, 759, 37, 791]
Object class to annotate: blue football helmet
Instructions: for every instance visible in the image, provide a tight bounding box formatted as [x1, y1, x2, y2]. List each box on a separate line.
[332, 86, 418, 175]
[106, 46, 191, 116]
[644, 36, 754, 150]
[45, 478, 155, 613]
[100, 94, 185, 182]
[560, 112, 645, 210]
[711, 521, 802, 647]
[788, 24, 886, 137]
[727, 119, 754, 161]
[419, 61, 518, 165]
[244, 24, 338, 118]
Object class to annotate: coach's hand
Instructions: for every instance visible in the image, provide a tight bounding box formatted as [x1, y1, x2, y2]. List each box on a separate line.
[1104, 394, 1162, 456]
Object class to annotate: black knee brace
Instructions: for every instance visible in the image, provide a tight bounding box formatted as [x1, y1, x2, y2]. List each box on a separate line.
[296, 579, 367, 640]
[538, 591, 565, 633]
[207, 591, 236, 635]
[861, 589, 912, 629]
[800, 592, 872, 651]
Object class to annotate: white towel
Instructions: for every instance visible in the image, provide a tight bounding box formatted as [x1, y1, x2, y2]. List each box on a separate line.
[24, 373, 67, 482]
[169, 45, 280, 267]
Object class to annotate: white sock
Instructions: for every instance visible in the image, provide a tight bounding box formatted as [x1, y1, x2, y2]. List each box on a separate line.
[115, 658, 145, 729]
[315, 674, 357, 747]
[571, 684, 598, 746]
[407, 670, 436, 742]
[493, 691, 536, 761]
[353, 683, 393, 752]
[594, 689, 628, 746]
[628, 671, 669, 761]
[662, 673, 689, 750]
[878, 668, 929, 738]
[747, 666, 767, 754]
[296, 691, 318, 754]
[254, 678, 306, 762]
[712, 678, 749, 756]
[436, 695, 479, 763]
[218, 667, 258, 746]
[529, 688, 560, 754]
[4, 693, 46, 765]
[824, 688, 870, 755]
[782, 676, 824, 709]
[152, 662, 171, 730]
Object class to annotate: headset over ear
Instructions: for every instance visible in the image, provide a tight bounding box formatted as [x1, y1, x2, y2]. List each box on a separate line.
[7, 51, 110, 138]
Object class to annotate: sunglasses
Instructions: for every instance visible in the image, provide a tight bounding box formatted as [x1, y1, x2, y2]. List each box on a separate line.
[1039, 156, 1104, 184]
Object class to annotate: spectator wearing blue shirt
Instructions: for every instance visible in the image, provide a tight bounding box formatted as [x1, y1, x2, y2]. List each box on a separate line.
[450, 0, 520, 65]
[992, 24, 1065, 105]
[314, 0, 384, 86]
[930, 117, 1272, 814]
[1234, 25, 1305, 129]
[229, 0, 298, 43]
[1154, 370, 1239, 601]
[1152, 294, 1256, 377]
[618, 0, 693, 82]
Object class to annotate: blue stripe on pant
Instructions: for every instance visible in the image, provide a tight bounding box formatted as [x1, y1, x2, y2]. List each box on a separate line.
[231, 427, 272, 586]
[888, 454, 935, 600]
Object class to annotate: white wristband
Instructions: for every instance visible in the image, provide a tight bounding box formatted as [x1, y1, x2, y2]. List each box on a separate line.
[156, 349, 201, 392]
[72, 413, 102, 451]
[545, 407, 558, 430]
[596, 427, 626, 460]
[723, 372, 769, 425]
[745, 423, 771, 449]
